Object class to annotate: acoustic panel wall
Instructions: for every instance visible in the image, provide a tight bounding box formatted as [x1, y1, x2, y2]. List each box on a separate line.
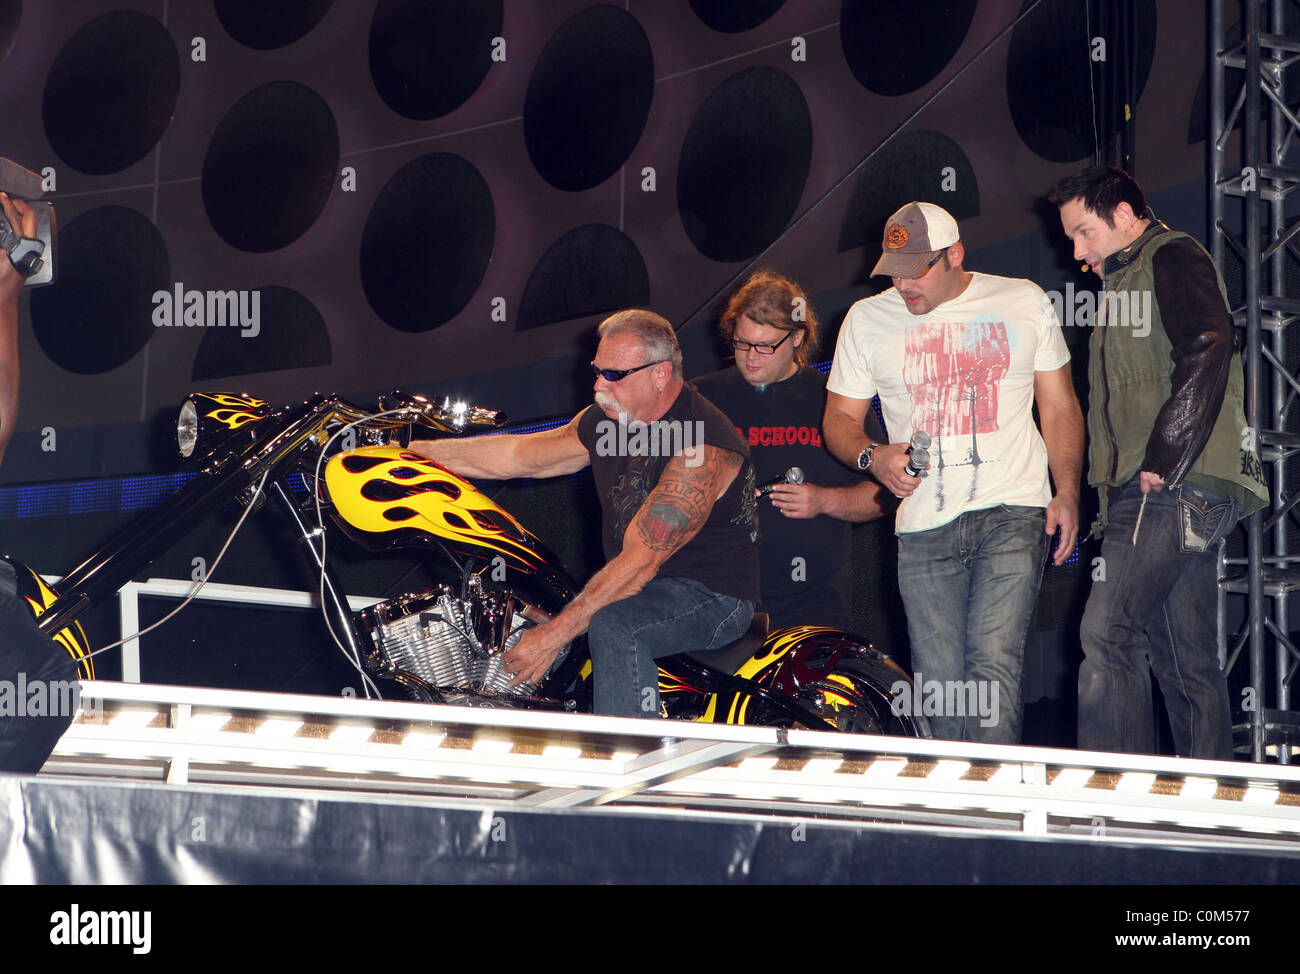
[0, 0, 1207, 484]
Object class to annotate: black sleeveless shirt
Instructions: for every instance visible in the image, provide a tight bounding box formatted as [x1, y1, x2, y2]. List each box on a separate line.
[577, 382, 760, 602]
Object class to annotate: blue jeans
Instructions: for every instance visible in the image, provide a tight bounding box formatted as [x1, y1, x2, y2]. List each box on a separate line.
[1078, 479, 1238, 760]
[588, 577, 754, 718]
[896, 505, 1049, 744]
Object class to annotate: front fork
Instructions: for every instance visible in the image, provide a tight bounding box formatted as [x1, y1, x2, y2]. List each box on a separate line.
[269, 479, 377, 697]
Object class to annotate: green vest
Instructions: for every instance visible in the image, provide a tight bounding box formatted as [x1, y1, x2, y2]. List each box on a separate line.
[1088, 223, 1268, 523]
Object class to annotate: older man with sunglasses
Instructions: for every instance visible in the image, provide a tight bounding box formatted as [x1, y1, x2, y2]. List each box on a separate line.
[405, 309, 758, 718]
[823, 201, 1084, 744]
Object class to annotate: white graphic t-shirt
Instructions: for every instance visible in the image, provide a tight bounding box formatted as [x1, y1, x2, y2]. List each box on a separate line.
[827, 272, 1069, 534]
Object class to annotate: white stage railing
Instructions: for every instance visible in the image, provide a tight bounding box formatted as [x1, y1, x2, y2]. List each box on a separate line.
[113, 577, 381, 683]
[42, 679, 1300, 852]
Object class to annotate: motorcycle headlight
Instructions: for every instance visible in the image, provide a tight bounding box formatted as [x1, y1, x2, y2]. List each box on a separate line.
[177, 398, 198, 458]
[176, 393, 271, 460]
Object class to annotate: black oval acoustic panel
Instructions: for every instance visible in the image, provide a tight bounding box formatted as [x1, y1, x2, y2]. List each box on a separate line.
[369, 0, 503, 120]
[524, 6, 654, 192]
[841, 0, 976, 97]
[202, 81, 339, 253]
[192, 286, 331, 380]
[677, 66, 812, 263]
[1007, 0, 1157, 163]
[360, 153, 495, 333]
[42, 10, 180, 175]
[517, 224, 650, 331]
[215, 0, 335, 50]
[0, 0, 20, 67]
[29, 206, 168, 375]
[690, 0, 786, 33]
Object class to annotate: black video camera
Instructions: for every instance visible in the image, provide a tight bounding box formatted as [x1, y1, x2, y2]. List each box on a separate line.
[0, 158, 56, 287]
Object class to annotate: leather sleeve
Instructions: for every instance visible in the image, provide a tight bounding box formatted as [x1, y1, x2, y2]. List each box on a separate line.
[1142, 237, 1234, 486]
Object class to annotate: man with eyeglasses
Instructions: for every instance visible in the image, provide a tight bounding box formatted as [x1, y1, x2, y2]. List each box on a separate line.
[404, 309, 758, 718]
[824, 201, 1084, 744]
[694, 269, 886, 632]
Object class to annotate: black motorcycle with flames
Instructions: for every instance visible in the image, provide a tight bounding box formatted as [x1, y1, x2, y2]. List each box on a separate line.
[13, 391, 928, 737]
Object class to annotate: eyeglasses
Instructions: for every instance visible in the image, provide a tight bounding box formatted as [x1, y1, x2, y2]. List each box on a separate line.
[590, 360, 666, 382]
[899, 248, 948, 281]
[731, 331, 794, 356]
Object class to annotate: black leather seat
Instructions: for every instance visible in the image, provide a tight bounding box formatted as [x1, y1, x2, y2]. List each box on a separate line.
[683, 611, 770, 674]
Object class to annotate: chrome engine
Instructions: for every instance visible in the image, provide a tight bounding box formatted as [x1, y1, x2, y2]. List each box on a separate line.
[360, 582, 542, 700]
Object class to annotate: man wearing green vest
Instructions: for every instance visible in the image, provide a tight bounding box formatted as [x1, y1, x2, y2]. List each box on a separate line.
[1051, 165, 1268, 760]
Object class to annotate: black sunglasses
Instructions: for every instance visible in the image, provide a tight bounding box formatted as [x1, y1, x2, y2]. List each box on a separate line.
[895, 248, 948, 281]
[591, 360, 666, 382]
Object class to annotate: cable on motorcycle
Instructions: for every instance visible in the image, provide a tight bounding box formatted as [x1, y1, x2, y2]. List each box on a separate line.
[82, 470, 272, 661]
[307, 405, 433, 700]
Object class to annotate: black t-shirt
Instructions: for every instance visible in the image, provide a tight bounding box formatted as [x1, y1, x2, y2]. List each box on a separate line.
[576, 382, 759, 602]
[693, 366, 876, 629]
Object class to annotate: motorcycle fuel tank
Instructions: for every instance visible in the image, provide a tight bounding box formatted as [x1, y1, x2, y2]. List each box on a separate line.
[324, 447, 551, 572]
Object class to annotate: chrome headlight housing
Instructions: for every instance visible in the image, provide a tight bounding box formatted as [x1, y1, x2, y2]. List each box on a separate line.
[176, 393, 271, 461]
[177, 398, 199, 458]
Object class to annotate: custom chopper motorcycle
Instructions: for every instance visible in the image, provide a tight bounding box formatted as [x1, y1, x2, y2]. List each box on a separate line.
[11, 391, 929, 737]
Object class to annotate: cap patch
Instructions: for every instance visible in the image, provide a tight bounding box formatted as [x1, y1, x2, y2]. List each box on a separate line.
[885, 224, 909, 249]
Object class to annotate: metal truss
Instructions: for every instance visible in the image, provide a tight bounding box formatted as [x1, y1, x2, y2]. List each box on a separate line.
[1211, 0, 1300, 762]
[38, 681, 1300, 851]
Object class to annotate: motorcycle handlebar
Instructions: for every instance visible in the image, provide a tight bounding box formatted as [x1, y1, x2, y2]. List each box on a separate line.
[367, 391, 507, 435]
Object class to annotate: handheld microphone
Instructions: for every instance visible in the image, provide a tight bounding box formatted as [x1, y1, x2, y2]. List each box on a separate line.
[904, 431, 931, 478]
[757, 466, 804, 497]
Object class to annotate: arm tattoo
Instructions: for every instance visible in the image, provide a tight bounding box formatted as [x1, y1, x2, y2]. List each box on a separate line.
[633, 446, 739, 553]
[639, 500, 695, 551]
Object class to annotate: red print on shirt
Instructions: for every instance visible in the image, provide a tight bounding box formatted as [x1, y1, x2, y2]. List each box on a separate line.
[902, 319, 1010, 437]
[743, 426, 822, 447]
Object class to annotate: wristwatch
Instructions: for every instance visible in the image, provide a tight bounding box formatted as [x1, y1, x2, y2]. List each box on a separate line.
[856, 443, 876, 472]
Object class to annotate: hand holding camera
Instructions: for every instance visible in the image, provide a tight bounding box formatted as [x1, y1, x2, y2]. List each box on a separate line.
[0, 192, 38, 294]
[0, 158, 55, 288]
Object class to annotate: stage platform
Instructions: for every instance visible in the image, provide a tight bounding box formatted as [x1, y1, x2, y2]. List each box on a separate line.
[4, 680, 1300, 883]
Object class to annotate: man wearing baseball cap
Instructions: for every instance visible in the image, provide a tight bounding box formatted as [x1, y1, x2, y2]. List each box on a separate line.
[823, 201, 1084, 744]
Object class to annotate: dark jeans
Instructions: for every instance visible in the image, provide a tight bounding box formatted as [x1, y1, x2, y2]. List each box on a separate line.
[896, 505, 1049, 744]
[588, 577, 754, 718]
[1078, 479, 1238, 760]
[0, 560, 79, 773]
